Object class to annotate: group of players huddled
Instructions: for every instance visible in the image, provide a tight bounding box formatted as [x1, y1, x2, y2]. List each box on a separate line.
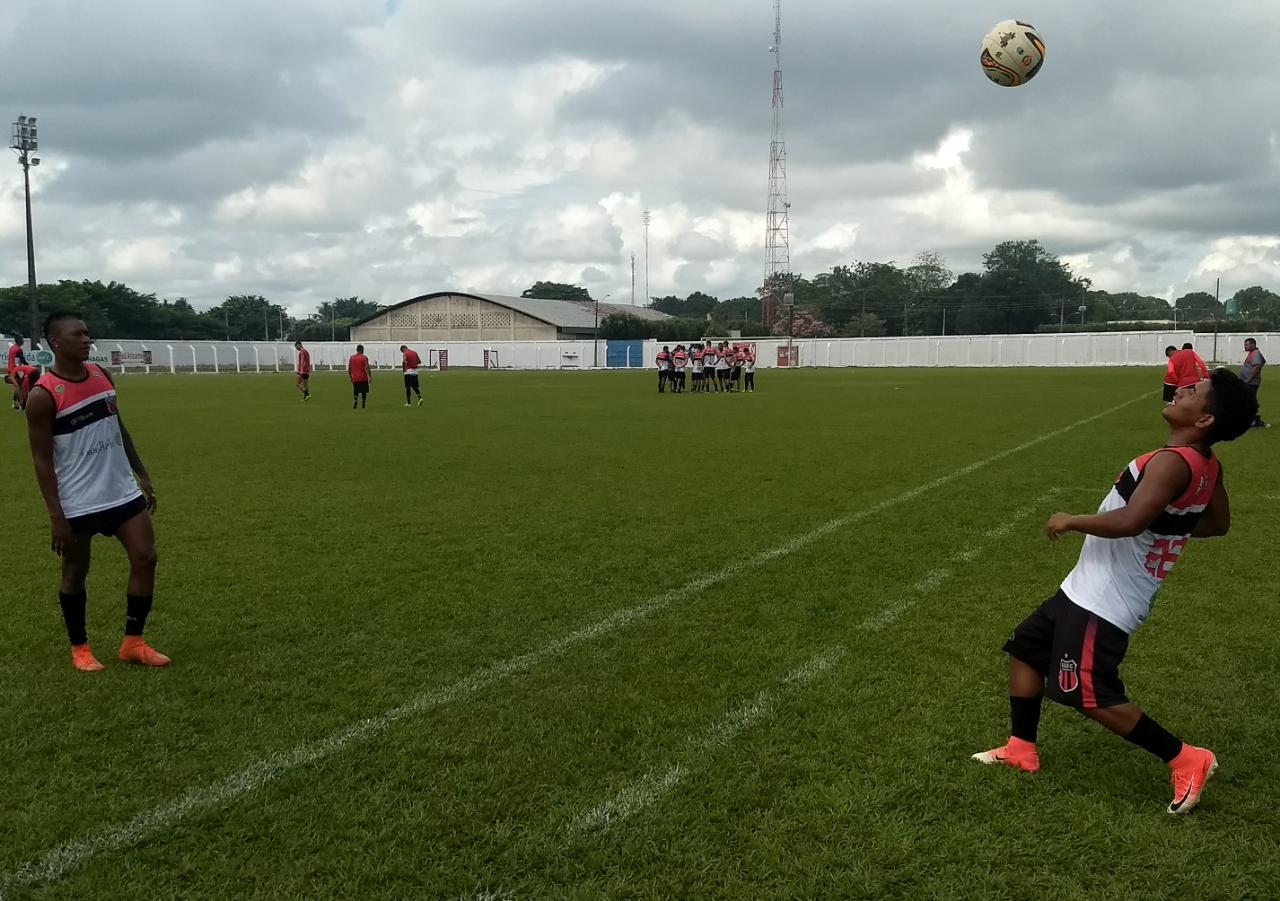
[655, 341, 756, 394]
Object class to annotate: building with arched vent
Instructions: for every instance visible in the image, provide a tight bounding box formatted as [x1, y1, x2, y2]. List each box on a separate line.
[350, 292, 670, 343]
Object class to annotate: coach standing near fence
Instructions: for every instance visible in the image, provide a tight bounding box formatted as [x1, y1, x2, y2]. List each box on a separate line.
[1240, 338, 1268, 428]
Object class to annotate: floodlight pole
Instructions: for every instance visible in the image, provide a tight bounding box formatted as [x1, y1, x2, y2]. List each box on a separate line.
[11, 115, 40, 346]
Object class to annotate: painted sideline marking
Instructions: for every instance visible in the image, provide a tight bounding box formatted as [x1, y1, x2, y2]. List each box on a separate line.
[0, 393, 1149, 897]
[568, 648, 845, 835]
[859, 492, 1056, 632]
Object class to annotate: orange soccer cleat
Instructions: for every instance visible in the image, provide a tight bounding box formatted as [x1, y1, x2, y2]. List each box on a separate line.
[70, 643, 105, 672]
[972, 736, 1040, 773]
[1167, 745, 1217, 815]
[118, 636, 171, 667]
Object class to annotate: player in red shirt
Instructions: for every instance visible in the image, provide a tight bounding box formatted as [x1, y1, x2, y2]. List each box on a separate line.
[400, 345, 423, 407]
[1162, 345, 1178, 403]
[294, 340, 312, 401]
[7, 334, 27, 410]
[1168, 343, 1209, 390]
[11, 363, 39, 410]
[348, 344, 372, 410]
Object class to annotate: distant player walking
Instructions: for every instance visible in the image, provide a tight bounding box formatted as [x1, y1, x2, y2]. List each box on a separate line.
[400, 345, 423, 406]
[974, 370, 1257, 814]
[26, 312, 169, 671]
[7, 334, 26, 410]
[348, 344, 372, 410]
[294, 340, 312, 401]
[1162, 345, 1178, 403]
[1240, 338, 1267, 428]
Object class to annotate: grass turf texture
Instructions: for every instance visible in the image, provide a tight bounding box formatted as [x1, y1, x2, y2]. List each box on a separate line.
[1, 368, 1277, 900]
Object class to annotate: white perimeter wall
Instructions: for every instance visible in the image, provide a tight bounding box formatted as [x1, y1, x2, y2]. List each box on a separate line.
[5, 332, 1273, 373]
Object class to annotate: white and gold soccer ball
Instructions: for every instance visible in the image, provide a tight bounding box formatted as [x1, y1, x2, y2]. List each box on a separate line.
[979, 20, 1046, 87]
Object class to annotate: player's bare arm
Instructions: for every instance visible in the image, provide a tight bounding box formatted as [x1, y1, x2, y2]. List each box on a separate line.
[1190, 472, 1229, 538]
[25, 387, 72, 555]
[117, 417, 157, 513]
[1046, 451, 1190, 541]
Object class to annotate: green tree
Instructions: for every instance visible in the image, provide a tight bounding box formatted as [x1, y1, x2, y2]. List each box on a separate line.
[1227, 286, 1280, 320]
[206, 295, 292, 341]
[1173, 291, 1223, 320]
[521, 281, 591, 302]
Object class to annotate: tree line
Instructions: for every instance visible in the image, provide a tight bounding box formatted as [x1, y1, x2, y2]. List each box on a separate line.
[5, 243, 1278, 345]
[0, 281, 385, 343]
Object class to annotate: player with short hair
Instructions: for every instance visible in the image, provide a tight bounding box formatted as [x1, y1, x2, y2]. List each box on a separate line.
[672, 344, 688, 393]
[1167, 343, 1208, 389]
[690, 344, 704, 393]
[294, 340, 311, 401]
[744, 350, 756, 393]
[974, 370, 1258, 814]
[7, 334, 27, 410]
[701, 342, 718, 393]
[348, 344, 372, 410]
[732, 346, 745, 391]
[26, 312, 169, 672]
[1240, 338, 1267, 428]
[656, 345, 671, 393]
[400, 345, 423, 406]
[1162, 345, 1178, 403]
[715, 342, 732, 391]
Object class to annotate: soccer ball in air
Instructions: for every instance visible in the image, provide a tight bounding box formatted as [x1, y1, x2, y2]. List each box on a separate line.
[979, 20, 1045, 87]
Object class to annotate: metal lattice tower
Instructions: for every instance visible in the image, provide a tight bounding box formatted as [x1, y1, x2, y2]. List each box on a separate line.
[763, 0, 790, 327]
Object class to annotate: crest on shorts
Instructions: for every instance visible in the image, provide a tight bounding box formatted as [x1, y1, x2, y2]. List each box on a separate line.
[1057, 655, 1079, 693]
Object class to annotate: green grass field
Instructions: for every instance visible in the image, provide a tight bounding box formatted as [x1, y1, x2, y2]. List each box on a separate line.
[1, 368, 1277, 900]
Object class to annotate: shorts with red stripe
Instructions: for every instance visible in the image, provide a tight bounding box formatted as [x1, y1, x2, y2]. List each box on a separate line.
[1003, 590, 1131, 709]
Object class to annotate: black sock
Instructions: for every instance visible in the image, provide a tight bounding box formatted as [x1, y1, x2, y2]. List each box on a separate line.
[1124, 713, 1183, 763]
[125, 594, 153, 636]
[1010, 694, 1043, 743]
[59, 591, 88, 646]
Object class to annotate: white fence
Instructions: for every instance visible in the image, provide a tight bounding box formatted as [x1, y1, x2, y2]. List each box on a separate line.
[4, 331, 1273, 373]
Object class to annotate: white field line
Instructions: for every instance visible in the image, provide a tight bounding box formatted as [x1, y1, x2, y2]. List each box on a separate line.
[859, 493, 1055, 632]
[568, 647, 845, 835]
[0, 392, 1149, 898]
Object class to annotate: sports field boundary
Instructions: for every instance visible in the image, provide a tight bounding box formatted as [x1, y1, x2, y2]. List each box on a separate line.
[0, 391, 1150, 897]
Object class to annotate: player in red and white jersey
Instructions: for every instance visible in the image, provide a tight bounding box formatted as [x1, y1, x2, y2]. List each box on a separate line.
[294, 340, 312, 401]
[399, 345, 423, 406]
[655, 345, 671, 393]
[690, 345, 704, 393]
[25, 312, 169, 672]
[671, 345, 688, 393]
[7, 334, 27, 410]
[974, 370, 1258, 814]
[11, 363, 39, 411]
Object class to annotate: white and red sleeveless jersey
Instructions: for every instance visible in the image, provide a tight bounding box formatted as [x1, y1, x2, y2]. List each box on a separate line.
[35, 365, 141, 518]
[1061, 446, 1219, 634]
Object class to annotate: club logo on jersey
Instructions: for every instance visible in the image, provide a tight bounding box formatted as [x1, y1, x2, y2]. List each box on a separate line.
[1057, 655, 1080, 694]
[106, 398, 117, 415]
[54, 384, 65, 394]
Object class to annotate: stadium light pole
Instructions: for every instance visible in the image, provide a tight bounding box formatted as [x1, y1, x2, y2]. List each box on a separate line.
[10, 115, 41, 347]
[594, 293, 609, 368]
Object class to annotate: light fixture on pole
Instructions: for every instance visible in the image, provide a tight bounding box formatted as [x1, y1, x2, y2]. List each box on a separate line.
[10, 115, 40, 347]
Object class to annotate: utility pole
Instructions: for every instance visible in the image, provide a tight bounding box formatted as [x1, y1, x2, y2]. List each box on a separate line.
[630, 253, 636, 305]
[763, 0, 791, 332]
[642, 211, 651, 306]
[10, 115, 40, 346]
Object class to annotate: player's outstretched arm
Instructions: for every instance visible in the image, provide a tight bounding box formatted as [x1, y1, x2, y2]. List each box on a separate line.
[1046, 451, 1190, 541]
[1191, 472, 1229, 538]
[25, 388, 72, 554]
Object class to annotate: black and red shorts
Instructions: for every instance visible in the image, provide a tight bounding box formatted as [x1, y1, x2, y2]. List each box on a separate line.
[1163, 383, 1177, 403]
[352, 380, 369, 396]
[1003, 590, 1131, 709]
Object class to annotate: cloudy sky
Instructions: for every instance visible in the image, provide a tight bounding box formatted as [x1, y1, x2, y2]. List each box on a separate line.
[2, 0, 1279, 316]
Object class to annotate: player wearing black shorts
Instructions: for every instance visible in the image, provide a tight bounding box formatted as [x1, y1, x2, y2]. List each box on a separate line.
[974, 370, 1257, 815]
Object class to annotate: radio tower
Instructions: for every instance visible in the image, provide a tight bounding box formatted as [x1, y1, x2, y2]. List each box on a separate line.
[763, 0, 791, 329]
